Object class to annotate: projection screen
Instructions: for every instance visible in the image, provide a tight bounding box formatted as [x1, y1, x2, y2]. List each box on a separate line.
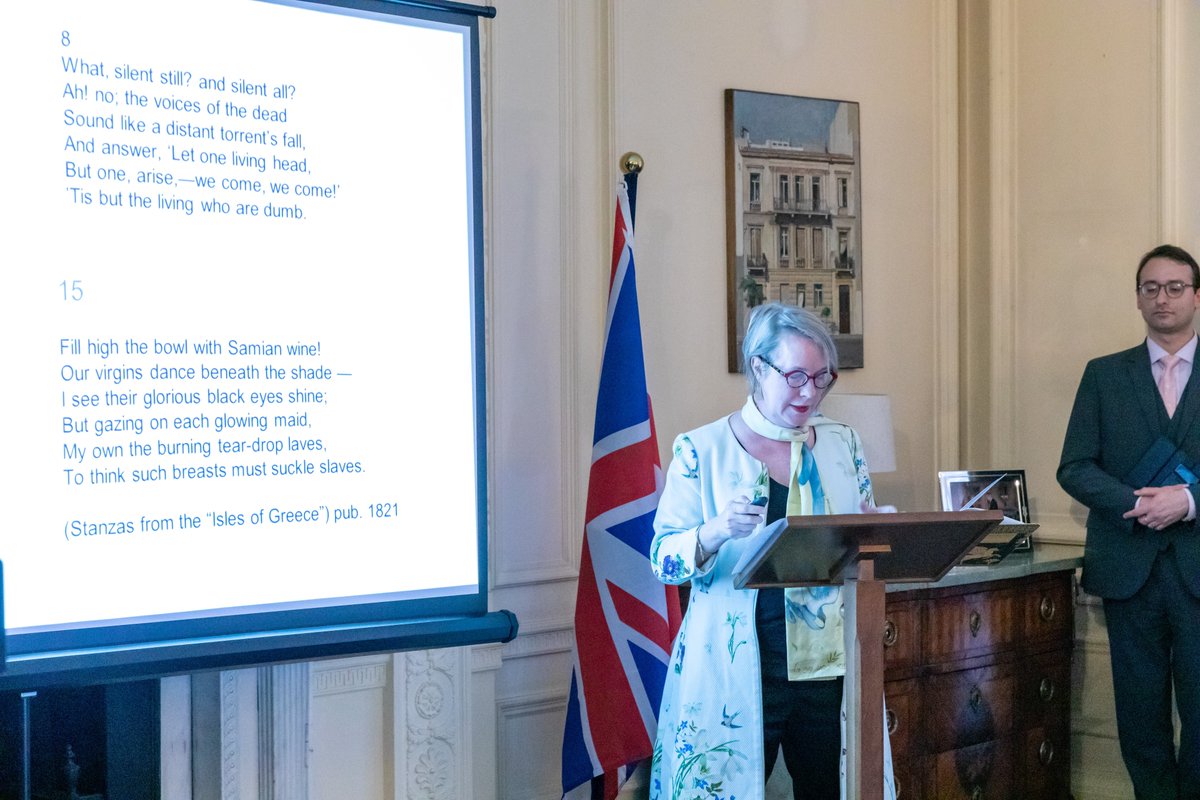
[0, 0, 512, 688]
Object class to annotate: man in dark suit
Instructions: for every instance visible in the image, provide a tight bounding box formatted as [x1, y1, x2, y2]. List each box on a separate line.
[1059, 244, 1200, 799]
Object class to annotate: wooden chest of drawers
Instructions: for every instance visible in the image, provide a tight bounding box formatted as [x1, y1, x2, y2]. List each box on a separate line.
[884, 570, 1074, 800]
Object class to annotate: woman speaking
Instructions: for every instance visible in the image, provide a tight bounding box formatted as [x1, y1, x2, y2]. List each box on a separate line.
[649, 303, 895, 800]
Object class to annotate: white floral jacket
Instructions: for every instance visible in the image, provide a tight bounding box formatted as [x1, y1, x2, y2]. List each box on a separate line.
[648, 413, 896, 800]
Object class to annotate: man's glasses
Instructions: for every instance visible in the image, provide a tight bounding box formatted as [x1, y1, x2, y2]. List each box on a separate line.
[1137, 280, 1195, 299]
[759, 356, 837, 389]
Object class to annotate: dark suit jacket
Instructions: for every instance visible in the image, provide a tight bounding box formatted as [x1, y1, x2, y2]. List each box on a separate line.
[1057, 342, 1200, 600]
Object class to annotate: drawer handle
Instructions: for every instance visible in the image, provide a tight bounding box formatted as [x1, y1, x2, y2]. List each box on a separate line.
[1039, 677, 1056, 702]
[883, 619, 898, 648]
[968, 685, 983, 713]
[1039, 738, 1055, 766]
[886, 708, 898, 735]
[970, 785, 983, 800]
[969, 610, 982, 637]
[1039, 595, 1057, 621]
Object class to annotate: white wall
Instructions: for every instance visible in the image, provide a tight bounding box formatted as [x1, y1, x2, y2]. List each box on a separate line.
[611, 0, 949, 516]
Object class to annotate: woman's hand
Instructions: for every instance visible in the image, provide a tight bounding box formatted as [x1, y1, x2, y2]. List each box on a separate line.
[697, 496, 767, 557]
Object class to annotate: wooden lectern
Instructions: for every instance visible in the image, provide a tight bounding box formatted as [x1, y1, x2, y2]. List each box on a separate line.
[732, 510, 1003, 800]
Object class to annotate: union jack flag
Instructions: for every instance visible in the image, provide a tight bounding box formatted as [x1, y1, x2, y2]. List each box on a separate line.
[560, 176, 682, 799]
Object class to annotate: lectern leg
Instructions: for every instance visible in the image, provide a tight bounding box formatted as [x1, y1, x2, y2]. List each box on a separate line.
[843, 559, 885, 800]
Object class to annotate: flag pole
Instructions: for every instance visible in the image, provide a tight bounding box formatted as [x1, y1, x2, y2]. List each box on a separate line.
[619, 151, 643, 229]
[561, 151, 681, 800]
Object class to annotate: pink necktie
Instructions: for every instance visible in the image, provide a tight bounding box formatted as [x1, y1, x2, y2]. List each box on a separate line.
[1159, 353, 1180, 417]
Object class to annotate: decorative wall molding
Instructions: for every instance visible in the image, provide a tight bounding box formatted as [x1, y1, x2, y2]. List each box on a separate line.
[472, 642, 506, 673]
[311, 659, 389, 696]
[495, 685, 568, 715]
[489, 0, 579, 590]
[1159, 0, 1177, 241]
[161, 676, 193, 800]
[1075, 712, 1119, 737]
[932, 0, 960, 471]
[220, 671, 243, 800]
[1076, 636, 1115, 658]
[257, 663, 310, 800]
[557, 0, 584, 589]
[507, 607, 574, 637]
[988, 0, 1018, 465]
[401, 649, 468, 800]
[497, 690, 569, 800]
[500, 625, 575, 661]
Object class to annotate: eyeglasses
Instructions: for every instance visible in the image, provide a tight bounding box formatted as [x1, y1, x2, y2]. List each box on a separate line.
[1137, 280, 1195, 299]
[759, 356, 837, 389]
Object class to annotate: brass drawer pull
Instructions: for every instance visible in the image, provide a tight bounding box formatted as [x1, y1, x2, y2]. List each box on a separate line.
[886, 708, 898, 735]
[1039, 595, 1057, 621]
[1039, 677, 1056, 702]
[883, 619, 898, 648]
[968, 685, 983, 713]
[1039, 738, 1055, 766]
[969, 609, 982, 637]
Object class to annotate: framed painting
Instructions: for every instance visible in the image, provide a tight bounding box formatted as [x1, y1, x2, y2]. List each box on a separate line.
[725, 89, 864, 371]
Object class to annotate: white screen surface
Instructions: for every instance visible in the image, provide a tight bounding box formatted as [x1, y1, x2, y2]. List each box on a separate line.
[1, 0, 483, 637]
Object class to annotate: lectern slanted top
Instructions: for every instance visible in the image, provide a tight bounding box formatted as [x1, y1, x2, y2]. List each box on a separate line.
[732, 510, 1005, 590]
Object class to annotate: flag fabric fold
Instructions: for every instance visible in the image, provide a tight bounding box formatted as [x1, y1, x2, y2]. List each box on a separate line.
[560, 177, 682, 800]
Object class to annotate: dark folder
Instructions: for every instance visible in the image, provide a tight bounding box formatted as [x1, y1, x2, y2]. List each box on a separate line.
[1126, 436, 1199, 488]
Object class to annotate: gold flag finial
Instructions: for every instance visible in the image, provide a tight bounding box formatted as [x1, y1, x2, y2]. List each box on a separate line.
[620, 152, 644, 175]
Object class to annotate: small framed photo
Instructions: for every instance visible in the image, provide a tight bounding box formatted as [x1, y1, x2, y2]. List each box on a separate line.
[939, 469, 1033, 554]
[938, 469, 1030, 521]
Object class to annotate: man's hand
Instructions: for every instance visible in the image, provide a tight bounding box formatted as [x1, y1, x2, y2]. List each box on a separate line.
[1123, 485, 1192, 530]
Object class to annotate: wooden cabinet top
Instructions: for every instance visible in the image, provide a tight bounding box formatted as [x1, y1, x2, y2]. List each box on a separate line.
[887, 543, 1083, 594]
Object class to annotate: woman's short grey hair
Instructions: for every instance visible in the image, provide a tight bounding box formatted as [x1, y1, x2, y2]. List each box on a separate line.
[742, 303, 838, 394]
